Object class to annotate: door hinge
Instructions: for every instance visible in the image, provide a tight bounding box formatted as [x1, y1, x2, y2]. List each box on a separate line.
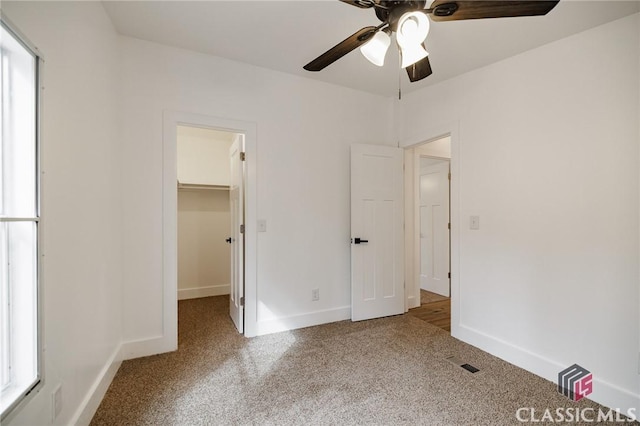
[240, 224, 245, 234]
[240, 152, 246, 161]
[448, 223, 451, 230]
[448, 173, 451, 180]
[448, 272, 451, 279]
[240, 296, 245, 306]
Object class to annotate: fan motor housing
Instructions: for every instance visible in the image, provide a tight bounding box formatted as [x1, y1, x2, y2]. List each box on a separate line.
[374, 0, 427, 26]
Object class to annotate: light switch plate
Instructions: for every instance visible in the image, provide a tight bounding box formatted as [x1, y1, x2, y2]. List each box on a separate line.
[258, 220, 267, 232]
[470, 216, 480, 230]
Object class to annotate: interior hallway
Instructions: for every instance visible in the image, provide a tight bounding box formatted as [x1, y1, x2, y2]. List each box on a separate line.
[408, 290, 451, 332]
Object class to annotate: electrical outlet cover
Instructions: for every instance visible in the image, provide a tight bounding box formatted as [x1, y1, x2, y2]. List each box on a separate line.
[52, 384, 62, 421]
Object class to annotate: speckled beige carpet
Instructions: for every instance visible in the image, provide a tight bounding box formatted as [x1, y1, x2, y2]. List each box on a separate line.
[91, 296, 624, 425]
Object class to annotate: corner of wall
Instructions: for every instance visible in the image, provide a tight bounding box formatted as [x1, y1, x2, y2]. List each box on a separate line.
[69, 344, 123, 426]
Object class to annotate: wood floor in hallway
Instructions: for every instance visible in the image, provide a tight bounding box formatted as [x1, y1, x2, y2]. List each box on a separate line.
[408, 290, 451, 332]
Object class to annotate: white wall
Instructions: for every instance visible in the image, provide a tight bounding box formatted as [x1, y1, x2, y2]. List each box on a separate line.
[1, 2, 122, 425]
[399, 13, 640, 413]
[416, 136, 451, 158]
[178, 189, 231, 299]
[420, 157, 449, 168]
[177, 126, 234, 186]
[119, 36, 394, 344]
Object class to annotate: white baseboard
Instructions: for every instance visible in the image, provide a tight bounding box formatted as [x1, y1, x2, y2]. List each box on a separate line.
[407, 294, 420, 310]
[255, 306, 351, 336]
[120, 335, 176, 361]
[178, 284, 230, 300]
[70, 334, 179, 425]
[456, 323, 640, 416]
[70, 344, 122, 426]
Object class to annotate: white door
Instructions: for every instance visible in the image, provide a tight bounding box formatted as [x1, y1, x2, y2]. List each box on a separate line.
[351, 144, 404, 321]
[419, 161, 450, 297]
[229, 135, 244, 333]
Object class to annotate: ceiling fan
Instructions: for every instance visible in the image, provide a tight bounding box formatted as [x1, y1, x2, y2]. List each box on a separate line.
[304, 0, 560, 83]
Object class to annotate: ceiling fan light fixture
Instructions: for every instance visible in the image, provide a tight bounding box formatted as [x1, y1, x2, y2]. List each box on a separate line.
[397, 11, 430, 45]
[396, 10, 430, 68]
[360, 30, 391, 67]
[400, 43, 429, 68]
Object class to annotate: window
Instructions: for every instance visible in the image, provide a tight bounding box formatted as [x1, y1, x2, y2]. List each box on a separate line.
[0, 16, 42, 419]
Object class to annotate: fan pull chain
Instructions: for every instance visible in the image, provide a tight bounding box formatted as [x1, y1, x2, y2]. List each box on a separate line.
[398, 52, 402, 100]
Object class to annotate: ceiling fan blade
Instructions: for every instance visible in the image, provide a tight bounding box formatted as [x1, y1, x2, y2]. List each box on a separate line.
[406, 56, 432, 82]
[339, 0, 374, 9]
[304, 26, 377, 72]
[430, 1, 559, 22]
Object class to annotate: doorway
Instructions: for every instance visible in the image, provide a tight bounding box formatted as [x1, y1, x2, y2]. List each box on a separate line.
[162, 111, 257, 348]
[176, 126, 237, 302]
[405, 136, 451, 332]
[418, 157, 450, 298]
[176, 125, 246, 334]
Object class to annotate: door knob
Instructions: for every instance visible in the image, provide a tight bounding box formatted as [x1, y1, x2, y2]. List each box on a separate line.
[353, 238, 368, 244]
[225, 237, 232, 244]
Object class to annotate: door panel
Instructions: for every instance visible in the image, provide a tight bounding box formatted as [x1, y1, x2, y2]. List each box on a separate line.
[229, 135, 244, 333]
[419, 161, 450, 297]
[351, 144, 404, 321]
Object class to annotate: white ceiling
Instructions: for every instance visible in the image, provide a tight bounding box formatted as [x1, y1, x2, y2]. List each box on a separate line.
[102, 0, 639, 97]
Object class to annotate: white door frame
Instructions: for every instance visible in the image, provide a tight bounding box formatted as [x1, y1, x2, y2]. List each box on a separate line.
[401, 123, 460, 338]
[163, 111, 258, 346]
[228, 134, 245, 333]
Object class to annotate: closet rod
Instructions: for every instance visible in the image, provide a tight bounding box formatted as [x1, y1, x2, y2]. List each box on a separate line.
[177, 182, 229, 191]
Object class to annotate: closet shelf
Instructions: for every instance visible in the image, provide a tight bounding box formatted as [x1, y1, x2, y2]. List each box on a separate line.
[177, 181, 229, 191]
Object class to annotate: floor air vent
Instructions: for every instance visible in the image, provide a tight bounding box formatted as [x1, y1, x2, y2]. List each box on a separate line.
[445, 356, 480, 373]
[460, 363, 480, 373]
